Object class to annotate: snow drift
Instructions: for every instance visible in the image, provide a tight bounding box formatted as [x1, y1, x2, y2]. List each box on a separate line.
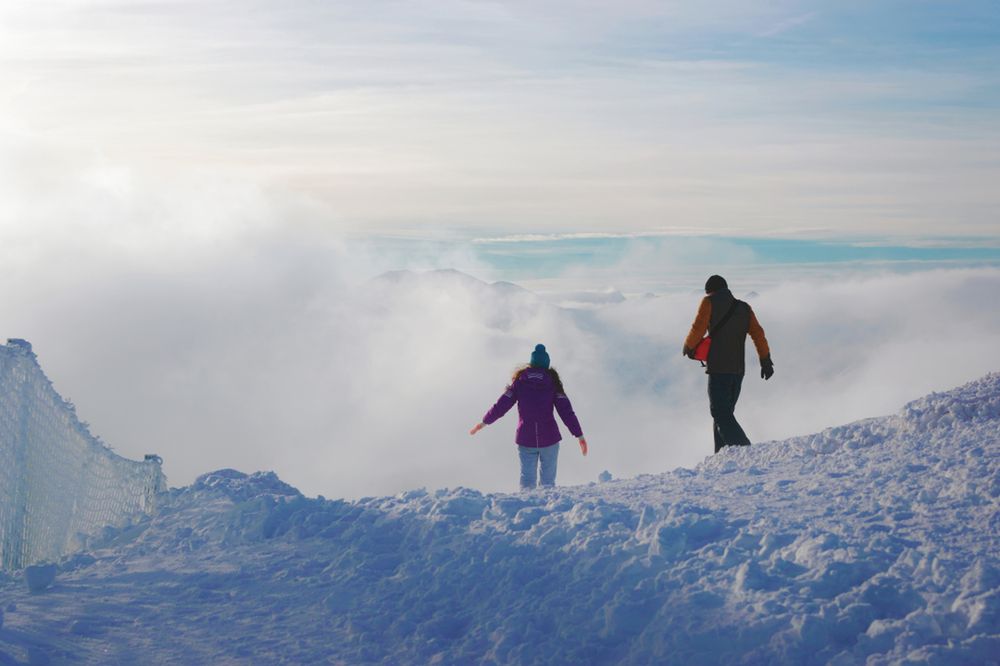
[0, 374, 998, 664]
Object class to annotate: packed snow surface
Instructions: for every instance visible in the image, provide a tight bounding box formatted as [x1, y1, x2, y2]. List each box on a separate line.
[1, 375, 999, 664]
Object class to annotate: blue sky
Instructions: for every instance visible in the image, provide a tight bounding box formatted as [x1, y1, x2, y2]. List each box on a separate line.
[2, 1, 998, 241]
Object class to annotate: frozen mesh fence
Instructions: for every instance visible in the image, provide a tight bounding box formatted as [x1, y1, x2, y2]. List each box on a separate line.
[0, 340, 166, 570]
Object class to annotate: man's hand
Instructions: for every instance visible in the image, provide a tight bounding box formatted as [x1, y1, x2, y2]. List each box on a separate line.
[579, 437, 588, 456]
[682, 346, 695, 359]
[760, 355, 774, 381]
[469, 422, 485, 435]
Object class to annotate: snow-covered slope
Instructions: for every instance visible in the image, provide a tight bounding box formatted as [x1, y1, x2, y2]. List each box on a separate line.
[1, 375, 998, 664]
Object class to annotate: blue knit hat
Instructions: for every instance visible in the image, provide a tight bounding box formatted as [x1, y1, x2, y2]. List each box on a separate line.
[530, 344, 550, 369]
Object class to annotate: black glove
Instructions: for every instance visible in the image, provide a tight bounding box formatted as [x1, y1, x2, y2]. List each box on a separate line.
[760, 355, 774, 380]
[683, 346, 695, 359]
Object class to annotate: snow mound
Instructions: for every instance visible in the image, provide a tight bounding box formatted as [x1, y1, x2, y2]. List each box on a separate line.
[191, 469, 301, 501]
[0, 374, 998, 664]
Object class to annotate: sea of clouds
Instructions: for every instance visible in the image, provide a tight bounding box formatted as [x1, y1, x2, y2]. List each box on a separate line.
[3, 148, 1000, 499]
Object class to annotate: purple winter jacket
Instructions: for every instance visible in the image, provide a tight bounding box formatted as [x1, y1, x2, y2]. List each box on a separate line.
[482, 368, 583, 448]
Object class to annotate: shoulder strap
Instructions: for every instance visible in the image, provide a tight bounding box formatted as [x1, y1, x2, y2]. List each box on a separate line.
[709, 300, 742, 337]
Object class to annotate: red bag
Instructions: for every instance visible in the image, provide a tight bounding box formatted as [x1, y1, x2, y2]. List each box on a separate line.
[689, 299, 740, 365]
[693, 336, 711, 362]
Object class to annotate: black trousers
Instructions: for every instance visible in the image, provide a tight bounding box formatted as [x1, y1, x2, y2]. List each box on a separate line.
[708, 373, 751, 453]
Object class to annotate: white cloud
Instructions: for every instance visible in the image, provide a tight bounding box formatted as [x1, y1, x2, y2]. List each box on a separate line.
[2, 148, 998, 498]
[1, 1, 997, 235]
[472, 230, 715, 243]
[756, 11, 818, 38]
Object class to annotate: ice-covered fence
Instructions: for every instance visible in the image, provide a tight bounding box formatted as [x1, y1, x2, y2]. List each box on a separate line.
[0, 339, 166, 570]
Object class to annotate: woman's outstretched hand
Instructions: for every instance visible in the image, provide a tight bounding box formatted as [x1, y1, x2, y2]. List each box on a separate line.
[469, 422, 485, 436]
[579, 437, 588, 456]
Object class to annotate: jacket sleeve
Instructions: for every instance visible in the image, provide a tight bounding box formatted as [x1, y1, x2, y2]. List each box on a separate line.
[554, 393, 583, 438]
[483, 384, 517, 425]
[683, 297, 712, 351]
[748, 307, 771, 359]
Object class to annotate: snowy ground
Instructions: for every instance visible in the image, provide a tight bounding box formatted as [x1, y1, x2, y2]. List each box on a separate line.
[1, 374, 998, 665]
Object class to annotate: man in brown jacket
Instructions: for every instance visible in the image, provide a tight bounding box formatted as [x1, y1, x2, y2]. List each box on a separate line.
[683, 275, 774, 453]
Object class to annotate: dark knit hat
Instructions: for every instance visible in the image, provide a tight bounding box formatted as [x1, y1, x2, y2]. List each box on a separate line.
[530, 344, 550, 369]
[705, 275, 728, 294]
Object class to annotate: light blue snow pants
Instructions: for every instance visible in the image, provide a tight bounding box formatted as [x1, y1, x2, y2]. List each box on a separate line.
[518, 443, 560, 490]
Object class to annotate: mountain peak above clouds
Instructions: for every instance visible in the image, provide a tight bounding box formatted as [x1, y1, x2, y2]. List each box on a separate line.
[368, 269, 627, 310]
[547, 287, 627, 308]
[369, 268, 537, 298]
[1, 371, 997, 664]
[364, 268, 549, 334]
[370, 268, 489, 288]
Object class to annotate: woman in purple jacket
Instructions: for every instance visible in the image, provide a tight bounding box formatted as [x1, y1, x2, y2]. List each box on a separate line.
[470, 344, 587, 490]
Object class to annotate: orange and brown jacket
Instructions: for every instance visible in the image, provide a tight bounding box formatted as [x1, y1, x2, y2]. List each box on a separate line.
[684, 288, 770, 375]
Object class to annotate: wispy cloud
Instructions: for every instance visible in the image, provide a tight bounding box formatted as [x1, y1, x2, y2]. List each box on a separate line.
[472, 230, 711, 243]
[1, 2, 998, 236]
[756, 11, 818, 38]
